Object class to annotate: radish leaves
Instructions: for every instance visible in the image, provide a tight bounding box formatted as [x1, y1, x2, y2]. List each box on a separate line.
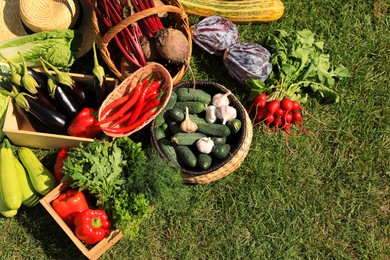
[247, 29, 350, 103]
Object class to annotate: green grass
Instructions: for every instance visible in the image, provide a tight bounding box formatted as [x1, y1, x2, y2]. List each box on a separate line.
[1, 0, 389, 259]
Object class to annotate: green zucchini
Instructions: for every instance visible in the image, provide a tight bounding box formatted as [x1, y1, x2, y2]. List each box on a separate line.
[197, 123, 231, 137]
[175, 145, 197, 168]
[212, 144, 231, 160]
[176, 88, 212, 104]
[174, 101, 206, 114]
[197, 153, 212, 170]
[171, 132, 206, 146]
[227, 119, 242, 134]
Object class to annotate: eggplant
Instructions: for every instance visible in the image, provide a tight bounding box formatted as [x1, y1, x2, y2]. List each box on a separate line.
[15, 103, 54, 134]
[27, 67, 48, 88]
[53, 84, 81, 122]
[61, 81, 87, 106]
[16, 94, 68, 135]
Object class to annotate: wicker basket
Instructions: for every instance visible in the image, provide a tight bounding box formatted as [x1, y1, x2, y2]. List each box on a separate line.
[98, 63, 173, 138]
[150, 81, 253, 184]
[91, 0, 192, 84]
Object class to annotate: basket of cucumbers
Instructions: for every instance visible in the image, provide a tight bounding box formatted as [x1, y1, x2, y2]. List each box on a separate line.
[150, 80, 253, 184]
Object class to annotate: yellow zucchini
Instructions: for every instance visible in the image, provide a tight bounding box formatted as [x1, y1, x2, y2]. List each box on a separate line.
[181, 0, 284, 23]
[18, 147, 57, 196]
[13, 155, 40, 207]
[0, 185, 18, 218]
[0, 139, 22, 210]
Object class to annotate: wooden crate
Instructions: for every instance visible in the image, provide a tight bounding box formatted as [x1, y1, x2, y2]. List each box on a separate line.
[40, 183, 123, 260]
[3, 73, 118, 149]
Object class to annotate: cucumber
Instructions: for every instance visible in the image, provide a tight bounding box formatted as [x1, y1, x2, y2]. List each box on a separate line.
[197, 123, 231, 137]
[176, 88, 212, 104]
[212, 144, 231, 160]
[154, 108, 168, 127]
[174, 101, 206, 114]
[227, 119, 242, 134]
[167, 118, 181, 134]
[155, 127, 166, 140]
[211, 136, 227, 145]
[158, 139, 179, 166]
[166, 91, 177, 109]
[197, 153, 212, 170]
[168, 107, 185, 122]
[175, 145, 197, 168]
[188, 114, 207, 125]
[171, 132, 206, 146]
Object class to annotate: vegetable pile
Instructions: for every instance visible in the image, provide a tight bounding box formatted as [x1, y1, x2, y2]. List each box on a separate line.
[245, 29, 349, 139]
[247, 29, 350, 103]
[0, 43, 108, 139]
[98, 72, 166, 135]
[61, 136, 189, 238]
[88, 0, 190, 76]
[0, 139, 57, 218]
[154, 85, 244, 172]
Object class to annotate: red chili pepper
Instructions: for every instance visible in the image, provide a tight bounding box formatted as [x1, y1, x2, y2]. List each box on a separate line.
[53, 149, 69, 184]
[52, 189, 89, 229]
[67, 107, 101, 138]
[128, 78, 161, 123]
[105, 91, 162, 129]
[102, 106, 160, 134]
[99, 73, 151, 118]
[73, 209, 111, 245]
[97, 73, 151, 126]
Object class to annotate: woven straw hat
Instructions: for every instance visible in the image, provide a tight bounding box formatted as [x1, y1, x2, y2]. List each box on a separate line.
[0, 0, 97, 58]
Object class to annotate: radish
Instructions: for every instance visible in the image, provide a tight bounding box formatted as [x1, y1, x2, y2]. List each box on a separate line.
[292, 100, 302, 111]
[292, 111, 309, 135]
[248, 93, 267, 114]
[266, 100, 280, 115]
[274, 108, 284, 118]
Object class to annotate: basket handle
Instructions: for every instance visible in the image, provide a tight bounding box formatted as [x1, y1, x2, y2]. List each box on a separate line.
[101, 5, 187, 48]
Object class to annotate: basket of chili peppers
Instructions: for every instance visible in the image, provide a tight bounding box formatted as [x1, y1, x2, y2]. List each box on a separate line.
[89, 0, 192, 84]
[98, 62, 173, 137]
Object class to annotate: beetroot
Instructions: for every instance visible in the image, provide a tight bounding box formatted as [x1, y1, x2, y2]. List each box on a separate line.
[155, 28, 190, 63]
[191, 16, 239, 56]
[223, 42, 272, 83]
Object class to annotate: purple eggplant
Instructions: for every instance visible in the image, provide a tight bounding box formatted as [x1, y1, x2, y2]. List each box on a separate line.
[14, 93, 67, 135]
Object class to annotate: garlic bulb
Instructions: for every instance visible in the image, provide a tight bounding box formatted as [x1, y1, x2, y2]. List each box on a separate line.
[212, 92, 230, 108]
[196, 137, 215, 154]
[180, 106, 198, 133]
[205, 105, 217, 124]
[216, 105, 237, 124]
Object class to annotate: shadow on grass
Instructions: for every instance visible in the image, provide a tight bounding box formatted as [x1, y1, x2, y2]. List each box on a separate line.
[16, 204, 87, 259]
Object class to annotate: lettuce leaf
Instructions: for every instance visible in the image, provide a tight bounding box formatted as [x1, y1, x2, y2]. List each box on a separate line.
[0, 29, 81, 69]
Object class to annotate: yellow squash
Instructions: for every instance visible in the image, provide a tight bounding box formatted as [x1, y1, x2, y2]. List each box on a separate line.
[18, 147, 57, 196]
[0, 139, 22, 210]
[180, 0, 285, 23]
[13, 155, 41, 207]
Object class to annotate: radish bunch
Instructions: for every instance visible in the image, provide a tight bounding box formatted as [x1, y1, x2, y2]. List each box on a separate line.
[248, 94, 307, 135]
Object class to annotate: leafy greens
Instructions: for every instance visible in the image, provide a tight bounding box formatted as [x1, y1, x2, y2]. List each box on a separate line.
[247, 29, 350, 103]
[0, 29, 81, 69]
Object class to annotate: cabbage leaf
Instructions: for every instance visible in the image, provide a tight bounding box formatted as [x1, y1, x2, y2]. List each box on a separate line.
[0, 29, 81, 69]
